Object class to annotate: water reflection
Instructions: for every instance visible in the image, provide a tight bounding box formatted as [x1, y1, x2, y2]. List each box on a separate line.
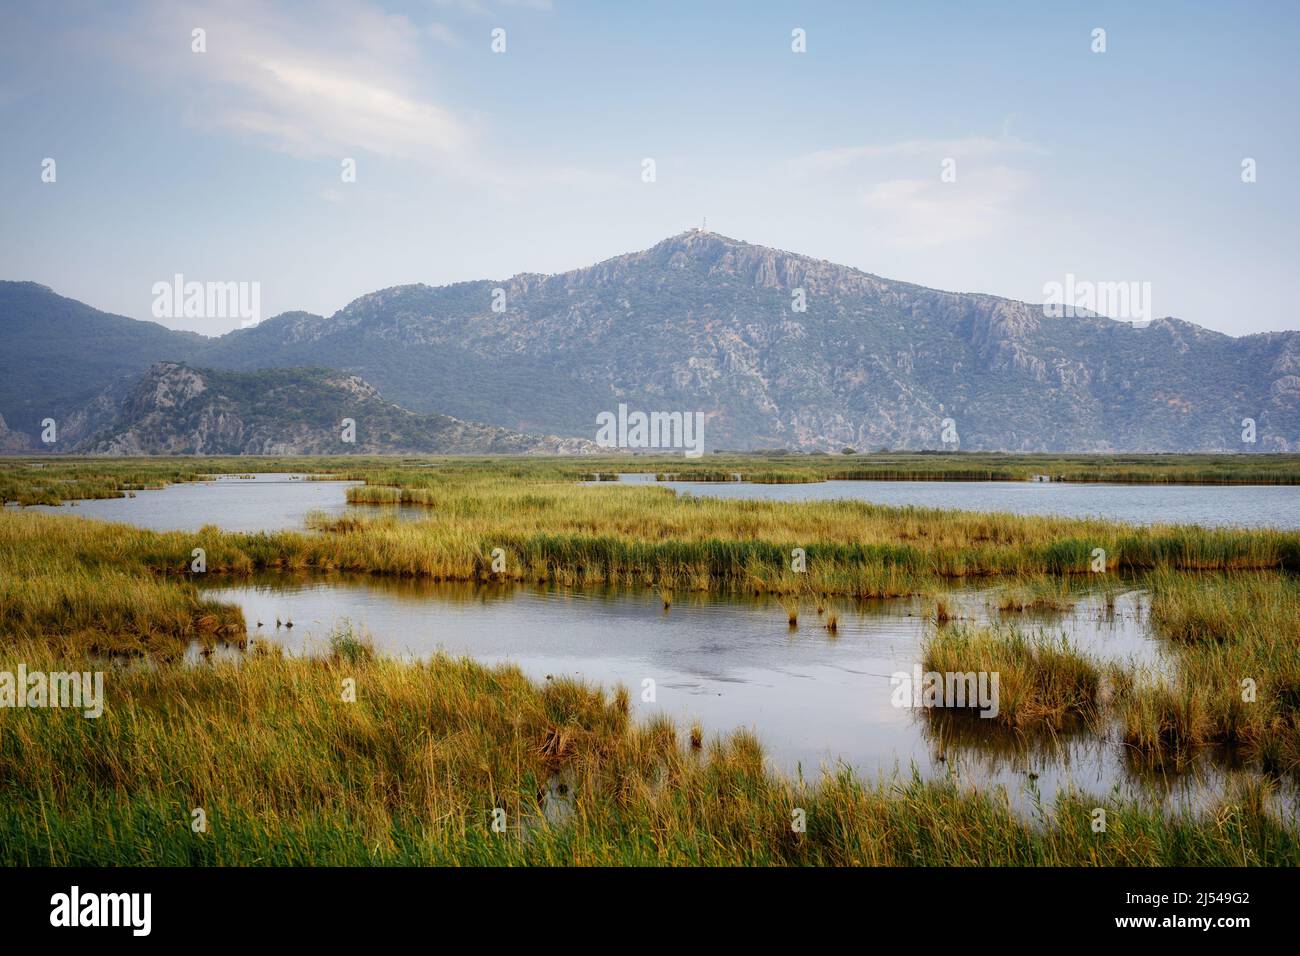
[185, 572, 1300, 816]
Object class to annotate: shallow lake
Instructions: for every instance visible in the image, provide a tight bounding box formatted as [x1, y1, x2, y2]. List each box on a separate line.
[614, 473, 1300, 529]
[16, 469, 1299, 532]
[197, 574, 1282, 815]
[16, 470, 1296, 814]
[16, 473, 363, 532]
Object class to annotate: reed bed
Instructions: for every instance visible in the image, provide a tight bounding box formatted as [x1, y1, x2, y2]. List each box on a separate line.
[15, 485, 1298, 608]
[1117, 572, 1300, 771]
[923, 626, 1102, 730]
[2, 455, 1299, 863]
[0, 456, 353, 505]
[4, 451, 1299, 511]
[0, 568, 243, 657]
[0, 637, 1293, 866]
[331, 506, 1295, 591]
[327, 471, 1300, 596]
[931, 593, 958, 623]
[994, 576, 1077, 613]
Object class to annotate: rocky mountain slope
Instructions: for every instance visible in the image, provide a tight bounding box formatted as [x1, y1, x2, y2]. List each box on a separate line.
[0, 281, 205, 437]
[3, 231, 1297, 452]
[194, 231, 1300, 452]
[63, 363, 595, 456]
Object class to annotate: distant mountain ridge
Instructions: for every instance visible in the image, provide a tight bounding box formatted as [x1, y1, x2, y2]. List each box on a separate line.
[0, 281, 205, 437]
[3, 231, 1298, 452]
[27, 363, 595, 456]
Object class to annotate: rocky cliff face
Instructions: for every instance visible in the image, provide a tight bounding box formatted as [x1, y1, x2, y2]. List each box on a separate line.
[197, 231, 1300, 451]
[0, 414, 34, 453]
[4, 232, 1298, 452]
[69, 363, 598, 456]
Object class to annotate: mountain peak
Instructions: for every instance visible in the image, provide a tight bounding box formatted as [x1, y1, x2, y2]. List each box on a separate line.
[4, 236, 1299, 453]
[654, 227, 749, 251]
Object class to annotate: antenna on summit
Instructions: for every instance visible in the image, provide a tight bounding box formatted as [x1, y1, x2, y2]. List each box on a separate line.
[701, 216, 708, 233]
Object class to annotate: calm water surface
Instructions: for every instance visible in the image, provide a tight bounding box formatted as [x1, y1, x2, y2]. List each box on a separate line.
[17, 473, 362, 532]
[18, 470, 1298, 531]
[198, 574, 1281, 814]
[613, 473, 1300, 529]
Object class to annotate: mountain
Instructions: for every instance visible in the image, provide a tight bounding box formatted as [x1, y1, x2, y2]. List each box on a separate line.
[5, 232, 1299, 452]
[0, 414, 35, 453]
[64, 363, 596, 456]
[0, 282, 204, 438]
[195, 231, 1300, 452]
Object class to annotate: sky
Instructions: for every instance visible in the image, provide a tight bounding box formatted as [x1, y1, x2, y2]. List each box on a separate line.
[1, 0, 1297, 336]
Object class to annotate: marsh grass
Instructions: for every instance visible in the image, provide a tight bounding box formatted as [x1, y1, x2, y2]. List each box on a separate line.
[1, 637, 1293, 866]
[932, 593, 957, 623]
[779, 595, 800, 627]
[5, 457, 1299, 602]
[4, 452, 1298, 513]
[1117, 572, 1300, 771]
[923, 627, 1101, 731]
[4, 488, 1299, 768]
[3, 456, 1299, 863]
[0, 566, 243, 657]
[328, 621, 375, 665]
[638, 453, 1300, 486]
[995, 577, 1076, 613]
[329, 478, 1300, 596]
[0, 456, 350, 506]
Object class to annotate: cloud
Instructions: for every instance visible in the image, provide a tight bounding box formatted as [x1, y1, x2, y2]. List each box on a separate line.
[109, 0, 474, 164]
[780, 135, 1041, 247]
[426, 22, 460, 46]
[861, 165, 1027, 247]
[790, 136, 1044, 176]
[224, 58, 468, 157]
